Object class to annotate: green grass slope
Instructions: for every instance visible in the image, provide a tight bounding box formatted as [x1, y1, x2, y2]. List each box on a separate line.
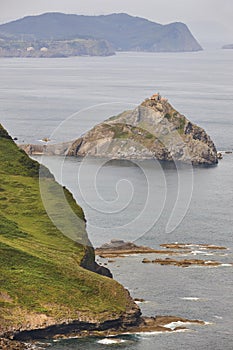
[0, 124, 134, 335]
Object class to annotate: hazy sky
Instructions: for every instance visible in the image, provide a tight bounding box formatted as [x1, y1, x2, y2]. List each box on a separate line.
[0, 0, 232, 44]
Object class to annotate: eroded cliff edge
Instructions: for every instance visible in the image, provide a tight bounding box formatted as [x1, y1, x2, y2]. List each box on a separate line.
[0, 124, 140, 341]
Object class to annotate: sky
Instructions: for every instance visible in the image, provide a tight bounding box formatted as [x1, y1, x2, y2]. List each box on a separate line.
[0, 0, 232, 45]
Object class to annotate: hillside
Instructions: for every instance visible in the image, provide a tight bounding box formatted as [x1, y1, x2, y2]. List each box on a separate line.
[0, 124, 139, 340]
[0, 12, 202, 52]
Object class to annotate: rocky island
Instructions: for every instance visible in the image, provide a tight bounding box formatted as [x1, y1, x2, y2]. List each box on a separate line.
[24, 94, 218, 165]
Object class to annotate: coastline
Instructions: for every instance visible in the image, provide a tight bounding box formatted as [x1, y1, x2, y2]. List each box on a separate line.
[1, 315, 205, 349]
[3, 239, 222, 348]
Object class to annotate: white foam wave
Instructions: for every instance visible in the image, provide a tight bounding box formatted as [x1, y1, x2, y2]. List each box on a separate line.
[180, 297, 200, 301]
[129, 331, 168, 335]
[191, 250, 214, 256]
[121, 254, 139, 257]
[163, 321, 192, 330]
[97, 338, 126, 344]
[135, 300, 149, 304]
[123, 328, 190, 337]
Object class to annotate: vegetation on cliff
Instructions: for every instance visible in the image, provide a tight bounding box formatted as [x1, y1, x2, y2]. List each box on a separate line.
[0, 124, 137, 337]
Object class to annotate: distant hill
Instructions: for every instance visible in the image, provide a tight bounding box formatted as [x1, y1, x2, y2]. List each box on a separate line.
[0, 12, 202, 52]
[222, 44, 233, 49]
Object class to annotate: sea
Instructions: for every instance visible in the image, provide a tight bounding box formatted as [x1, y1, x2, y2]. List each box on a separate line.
[0, 50, 233, 349]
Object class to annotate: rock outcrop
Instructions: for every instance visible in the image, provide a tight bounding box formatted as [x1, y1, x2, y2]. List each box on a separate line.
[80, 245, 113, 278]
[67, 94, 218, 165]
[12, 314, 205, 342]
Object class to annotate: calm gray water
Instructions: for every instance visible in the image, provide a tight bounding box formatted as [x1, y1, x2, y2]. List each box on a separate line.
[0, 51, 233, 349]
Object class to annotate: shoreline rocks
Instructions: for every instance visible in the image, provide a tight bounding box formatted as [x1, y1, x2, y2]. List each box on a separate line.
[160, 243, 227, 250]
[0, 338, 33, 350]
[4, 315, 205, 348]
[95, 239, 186, 258]
[96, 240, 232, 268]
[142, 257, 227, 267]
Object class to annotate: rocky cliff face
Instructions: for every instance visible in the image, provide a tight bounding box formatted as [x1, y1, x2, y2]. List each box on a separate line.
[68, 95, 218, 165]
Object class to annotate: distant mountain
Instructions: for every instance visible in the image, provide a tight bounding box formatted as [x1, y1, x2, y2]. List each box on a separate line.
[0, 12, 202, 52]
[222, 44, 233, 49]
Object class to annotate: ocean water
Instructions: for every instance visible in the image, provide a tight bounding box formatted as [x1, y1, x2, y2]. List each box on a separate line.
[0, 50, 233, 349]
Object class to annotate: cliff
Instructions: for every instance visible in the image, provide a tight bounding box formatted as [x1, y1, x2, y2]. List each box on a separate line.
[67, 95, 218, 165]
[0, 13, 202, 53]
[0, 124, 140, 340]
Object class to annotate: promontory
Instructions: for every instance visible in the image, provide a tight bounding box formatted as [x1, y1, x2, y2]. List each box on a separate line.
[0, 124, 140, 345]
[0, 124, 208, 349]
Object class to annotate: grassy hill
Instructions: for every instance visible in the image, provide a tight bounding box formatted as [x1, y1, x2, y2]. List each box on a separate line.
[0, 124, 136, 336]
[0, 12, 202, 52]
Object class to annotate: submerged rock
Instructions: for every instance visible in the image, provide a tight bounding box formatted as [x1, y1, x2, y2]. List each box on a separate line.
[160, 243, 227, 250]
[143, 258, 232, 267]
